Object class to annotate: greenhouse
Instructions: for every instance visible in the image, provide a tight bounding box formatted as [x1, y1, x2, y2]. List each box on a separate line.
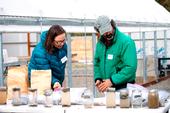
[0, 0, 170, 112]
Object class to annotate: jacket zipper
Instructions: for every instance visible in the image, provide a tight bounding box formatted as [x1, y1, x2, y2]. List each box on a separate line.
[104, 47, 107, 78]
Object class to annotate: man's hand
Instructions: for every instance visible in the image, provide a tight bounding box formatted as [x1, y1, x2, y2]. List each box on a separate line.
[95, 80, 103, 92]
[98, 79, 112, 92]
[95, 80, 102, 87]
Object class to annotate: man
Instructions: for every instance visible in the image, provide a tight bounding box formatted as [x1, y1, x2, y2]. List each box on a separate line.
[94, 16, 137, 92]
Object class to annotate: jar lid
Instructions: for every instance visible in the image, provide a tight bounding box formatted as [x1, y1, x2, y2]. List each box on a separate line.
[44, 89, 53, 96]
[29, 88, 37, 92]
[83, 95, 91, 99]
[12, 87, 20, 91]
[62, 88, 70, 92]
[106, 88, 115, 92]
[0, 87, 7, 91]
[120, 89, 129, 94]
[149, 89, 157, 92]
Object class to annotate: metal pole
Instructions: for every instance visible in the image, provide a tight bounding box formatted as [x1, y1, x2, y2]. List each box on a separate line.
[67, 33, 72, 87]
[154, 31, 158, 81]
[40, 17, 43, 33]
[164, 30, 167, 57]
[83, 20, 88, 88]
[0, 32, 3, 86]
[164, 30, 168, 76]
[39, 10, 43, 33]
[92, 33, 97, 97]
[27, 32, 31, 56]
[142, 32, 147, 83]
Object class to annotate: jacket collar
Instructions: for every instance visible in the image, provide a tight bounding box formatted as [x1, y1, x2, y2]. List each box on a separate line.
[112, 27, 118, 43]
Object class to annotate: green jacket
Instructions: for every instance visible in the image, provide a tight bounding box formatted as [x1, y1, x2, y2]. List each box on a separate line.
[94, 28, 137, 86]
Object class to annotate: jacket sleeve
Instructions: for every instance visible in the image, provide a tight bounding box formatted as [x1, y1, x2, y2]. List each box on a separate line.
[110, 40, 137, 85]
[51, 62, 67, 86]
[47, 56, 65, 85]
[94, 44, 102, 82]
[50, 44, 67, 86]
[52, 75, 60, 86]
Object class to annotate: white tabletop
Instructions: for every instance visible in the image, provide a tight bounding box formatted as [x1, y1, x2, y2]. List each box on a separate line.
[66, 104, 170, 113]
[0, 104, 63, 113]
[0, 100, 170, 113]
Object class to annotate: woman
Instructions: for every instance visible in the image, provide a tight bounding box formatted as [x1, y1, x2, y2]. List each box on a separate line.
[28, 25, 67, 90]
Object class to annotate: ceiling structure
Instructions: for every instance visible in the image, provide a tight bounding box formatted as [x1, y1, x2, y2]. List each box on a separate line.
[0, 0, 170, 32]
[156, 0, 170, 12]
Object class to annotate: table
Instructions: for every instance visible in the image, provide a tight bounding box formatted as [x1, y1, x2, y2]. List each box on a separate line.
[0, 100, 170, 113]
[0, 104, 63, 113]
[66, 104, 170, 113]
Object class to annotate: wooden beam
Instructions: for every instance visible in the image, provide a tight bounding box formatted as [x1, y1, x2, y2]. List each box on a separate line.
[140, 74, 170, 87]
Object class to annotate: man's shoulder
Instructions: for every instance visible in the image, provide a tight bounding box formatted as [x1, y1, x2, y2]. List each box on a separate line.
[117, 31, 134, 44]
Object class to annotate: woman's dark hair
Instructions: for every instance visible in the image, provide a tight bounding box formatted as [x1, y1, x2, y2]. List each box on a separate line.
[45, 25, 66, 54]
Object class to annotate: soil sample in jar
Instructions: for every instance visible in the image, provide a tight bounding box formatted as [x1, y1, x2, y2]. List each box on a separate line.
[44, 89, 53, 107]
[83, 89, 93, 108]
[148, 89, 159, 109]
[28, 88, 38, 107]
[61, 88, 71, 107]
[120, 89, 130, 108]
[131, 89, 143, 108]
[0, 87, 7, 104]
[106, 88, 115, 108]
[12, 87, 21, 106]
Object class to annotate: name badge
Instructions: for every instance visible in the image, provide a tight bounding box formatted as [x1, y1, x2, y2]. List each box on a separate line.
[61, 56, 67, 63]
[108, 54, 113, 60]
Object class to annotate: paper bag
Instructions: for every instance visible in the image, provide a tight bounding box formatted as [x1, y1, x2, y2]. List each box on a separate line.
[31, 70, 51, 95]
[7, 65, 29, 99]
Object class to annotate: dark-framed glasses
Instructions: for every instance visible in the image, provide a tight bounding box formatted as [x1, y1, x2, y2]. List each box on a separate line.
[54, 39, 66, 45]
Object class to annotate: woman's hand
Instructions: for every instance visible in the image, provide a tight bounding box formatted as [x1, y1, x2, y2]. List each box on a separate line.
[53, 82, 61, 91]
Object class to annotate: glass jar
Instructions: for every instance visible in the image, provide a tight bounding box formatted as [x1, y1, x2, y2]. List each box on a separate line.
[0, 87, 7, 104]
[83, 89, 93, 108]
[53, 89, 61, 105]
[148, 89, 159, 108]
[61, 88, 71, 107]
[120, 89, 130, 108]
[106, 88, 115, 108]
[44, 89, 53, 107]
[28, 88, 38, 106]
[12, 87, 21, 106]
[131, 89, 143, 108]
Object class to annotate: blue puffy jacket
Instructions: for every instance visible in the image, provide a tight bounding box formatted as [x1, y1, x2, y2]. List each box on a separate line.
[28, 31, 67, 86]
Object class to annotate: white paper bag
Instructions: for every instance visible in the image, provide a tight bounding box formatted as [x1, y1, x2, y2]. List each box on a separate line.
[31, 70, 51, 95]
